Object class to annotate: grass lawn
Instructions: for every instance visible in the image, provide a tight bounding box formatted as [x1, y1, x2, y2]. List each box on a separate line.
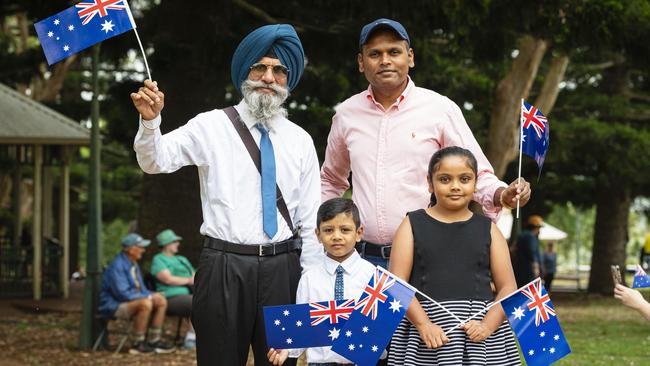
[2, 291, 649, 365]
[548, 292, 650, 366]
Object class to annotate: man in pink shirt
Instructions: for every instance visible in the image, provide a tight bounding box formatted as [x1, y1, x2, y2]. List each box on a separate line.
[321, 18, 531, 267]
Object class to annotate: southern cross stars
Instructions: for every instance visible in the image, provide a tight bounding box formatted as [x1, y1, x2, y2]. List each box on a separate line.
[389, 299, 402, 313]
[345, 330, 352, 337]
[274, 319, 280, 326]
[512, 306, 525, 320]
[328, 327, 340, 340]
[63, 45, 70, 52]
[47, 31, 53, 37]
[68, 25, 74, 31]
[362, 326, 369, 333]
[295, 320, 302, 327]
[101, 20, 115, 33]
[283, 310, 290, 316]
[54, 19, 60, 25]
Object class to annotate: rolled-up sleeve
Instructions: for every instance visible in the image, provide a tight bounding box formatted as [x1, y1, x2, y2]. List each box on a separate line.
[440, 100, 507, 222]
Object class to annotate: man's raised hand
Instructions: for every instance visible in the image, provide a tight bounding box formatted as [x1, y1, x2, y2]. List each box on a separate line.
[130, 79, 164, 121]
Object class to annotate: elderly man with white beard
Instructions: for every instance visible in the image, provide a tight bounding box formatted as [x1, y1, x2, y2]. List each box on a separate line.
[131, 24, 322, 366]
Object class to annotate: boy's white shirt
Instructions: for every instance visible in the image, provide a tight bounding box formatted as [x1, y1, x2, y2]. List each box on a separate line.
[287, 250, 378, 363]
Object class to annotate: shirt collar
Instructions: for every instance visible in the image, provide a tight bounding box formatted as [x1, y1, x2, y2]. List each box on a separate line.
[365, 76, 414, 111]
[324, 249, 361, 275]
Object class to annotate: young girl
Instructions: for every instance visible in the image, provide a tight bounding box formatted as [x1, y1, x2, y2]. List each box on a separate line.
[388, 146, 520, 365]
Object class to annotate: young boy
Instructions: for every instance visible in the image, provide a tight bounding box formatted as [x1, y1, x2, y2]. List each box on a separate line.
[267, 198, 377, 365]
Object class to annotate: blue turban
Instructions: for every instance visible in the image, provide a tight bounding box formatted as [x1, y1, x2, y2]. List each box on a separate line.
[231, 24, 305, 95]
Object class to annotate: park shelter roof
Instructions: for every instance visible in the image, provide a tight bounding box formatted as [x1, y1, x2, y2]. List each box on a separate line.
[0, 82, 89, 145]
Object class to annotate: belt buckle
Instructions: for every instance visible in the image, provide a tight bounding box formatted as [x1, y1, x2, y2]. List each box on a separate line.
[381, 245, 392, 259]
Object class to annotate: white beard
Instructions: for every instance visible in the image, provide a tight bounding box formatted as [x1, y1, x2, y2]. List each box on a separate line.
[241, 79, 289, 130]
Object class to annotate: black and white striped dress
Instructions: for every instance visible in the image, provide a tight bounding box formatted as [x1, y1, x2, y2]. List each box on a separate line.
[388, 210, 521, 366]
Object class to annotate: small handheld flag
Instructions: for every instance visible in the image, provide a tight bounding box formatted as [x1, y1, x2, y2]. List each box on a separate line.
[331, 267, 415, 366]
[34, 0, 136, 65]
[632, 265, 650, 289]
[501, 278, 570, 366]
[264, 299, 356, 349]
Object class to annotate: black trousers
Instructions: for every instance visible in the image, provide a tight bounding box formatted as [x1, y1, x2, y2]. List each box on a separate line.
[191, 245, 301, 366]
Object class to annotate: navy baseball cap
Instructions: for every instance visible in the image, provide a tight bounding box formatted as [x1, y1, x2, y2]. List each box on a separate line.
[121, 233, 151, 248]
[359, 18, 410, 49]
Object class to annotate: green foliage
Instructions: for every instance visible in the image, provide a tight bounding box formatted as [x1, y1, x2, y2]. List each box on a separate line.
[78, 218, 132, 267]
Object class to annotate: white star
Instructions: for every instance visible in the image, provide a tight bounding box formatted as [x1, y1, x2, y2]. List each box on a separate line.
[100, 20, 115, 33]
[345, 330, 352, 337]
[512, 306, 525, 320]
[362, 326, 369, 333]
[554, 334, 560, 341]
[328, 327, 340, 341]
[389, 299, 403, 313]
[522, 133, 527, 143]
[550, 347, 556, 354]
[68, 25, 74, 31]
[540, 331, 546, 338]
[359, 344, 363, 348]
[274, 319, 280, 326]
[63, 45, 70, 52]
[283, 310, 290, 316]
[286, 338, 292, 345]
[372, 345, 379, 352]
[281, 327, 285, 331]
[56, 37, 60, 40]
[528, 349, 534, 356]
[47, 31, 53, 37]
[543, 348, 546, 351]
[348, 344, 355, 351]
[53, 19, 60, 25]
[296, 320, 302, 327]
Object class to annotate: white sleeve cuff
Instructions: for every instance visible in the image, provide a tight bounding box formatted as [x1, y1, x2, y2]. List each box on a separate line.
[140, 114, 161, 130]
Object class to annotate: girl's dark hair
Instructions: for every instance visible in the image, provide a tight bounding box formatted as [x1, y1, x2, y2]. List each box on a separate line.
[426, 146, 478, 207]
[317, 198, 361, 229]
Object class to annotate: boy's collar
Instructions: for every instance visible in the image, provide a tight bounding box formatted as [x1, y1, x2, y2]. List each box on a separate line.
[324, 249, 361, 275]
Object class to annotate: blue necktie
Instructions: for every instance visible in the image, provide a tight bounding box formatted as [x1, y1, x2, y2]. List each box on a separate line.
[256, 124, 278, 239]
[335, 265, 344, 300]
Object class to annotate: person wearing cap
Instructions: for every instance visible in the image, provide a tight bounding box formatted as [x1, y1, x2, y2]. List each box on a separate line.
[514, 215, 544, 287]
[131, 24, 321, 365]
[151, 229, 196, 349]
[98, 233, 175, 354]
[320, 18, 532, 268]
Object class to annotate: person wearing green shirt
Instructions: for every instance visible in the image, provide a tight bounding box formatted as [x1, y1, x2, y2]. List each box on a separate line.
[151, 229, 196, 349]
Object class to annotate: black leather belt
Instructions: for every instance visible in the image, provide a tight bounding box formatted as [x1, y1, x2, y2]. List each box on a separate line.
[355, 241, 391, 259]
[204, 236, 302, 257]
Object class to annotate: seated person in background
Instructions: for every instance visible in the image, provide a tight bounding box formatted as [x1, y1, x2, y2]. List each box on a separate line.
[151, 229, 196, 349]
[99, 233, 175, 354]
[268, 198, 383, 365]
[614, 284, 650, 322]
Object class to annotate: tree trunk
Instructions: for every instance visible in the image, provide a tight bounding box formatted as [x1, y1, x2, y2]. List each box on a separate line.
[587, 183, 631, 294]
[486, 35, 547, 178]
[534, 54, 569, 116]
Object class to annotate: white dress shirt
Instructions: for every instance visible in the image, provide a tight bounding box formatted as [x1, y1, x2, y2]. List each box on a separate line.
[289, 250, 377, 363]
[133, 100, 323, 271]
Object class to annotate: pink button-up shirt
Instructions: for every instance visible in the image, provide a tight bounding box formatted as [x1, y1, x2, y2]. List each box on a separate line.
[321, 79, 506, 244]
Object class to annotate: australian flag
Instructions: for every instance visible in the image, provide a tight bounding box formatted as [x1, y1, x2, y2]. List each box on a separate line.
[331, 267, 415, 366]
[632, 265, 650, 288]
[521, 100, 550, 176]
[264, 299, 356, 349]
[502, 278, 571, 366]
[34, 0, 136, 65]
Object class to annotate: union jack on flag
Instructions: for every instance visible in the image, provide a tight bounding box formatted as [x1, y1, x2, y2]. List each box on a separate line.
[521, 279, 556, 326]
[355, 269, 396, 320]
[310, 299, 355, 326]
[76, 0, 129, 26]
[502, 278, 571, 366]
[522, 102, 548, 139]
